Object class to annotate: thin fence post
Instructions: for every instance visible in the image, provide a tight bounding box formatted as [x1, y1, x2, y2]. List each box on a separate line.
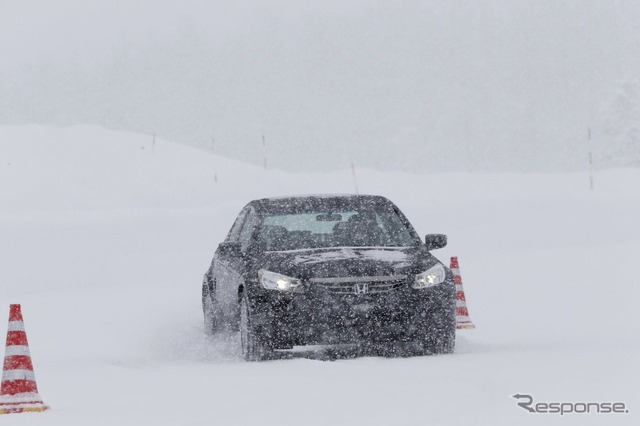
[262, 135, 267, 170]
[588, 128, 594, 191]
[351, 162, 359, 194]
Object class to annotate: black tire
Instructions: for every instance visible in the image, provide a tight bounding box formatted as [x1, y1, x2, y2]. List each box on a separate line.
[202, 276, 221, 337]
[423, 325, 456, 355]
[239, 292, 271, 361]
[412, 310, 456, 356]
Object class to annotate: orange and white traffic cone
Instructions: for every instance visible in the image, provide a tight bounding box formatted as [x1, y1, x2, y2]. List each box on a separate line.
[0, 304, 49, 415]
[450, 257, 475, 329]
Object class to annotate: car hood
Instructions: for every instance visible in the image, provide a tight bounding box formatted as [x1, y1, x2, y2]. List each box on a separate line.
[259, 246, 431, 279]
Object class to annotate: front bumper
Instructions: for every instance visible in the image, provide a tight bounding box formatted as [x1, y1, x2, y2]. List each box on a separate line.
[248, 278, 456, 347]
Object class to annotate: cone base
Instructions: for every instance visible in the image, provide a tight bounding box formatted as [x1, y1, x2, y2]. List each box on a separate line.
[0, 403, 49, 415]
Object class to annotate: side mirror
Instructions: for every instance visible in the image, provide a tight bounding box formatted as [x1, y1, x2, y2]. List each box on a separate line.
[425, 234, 447, 250]
[218, 241, 242, 257]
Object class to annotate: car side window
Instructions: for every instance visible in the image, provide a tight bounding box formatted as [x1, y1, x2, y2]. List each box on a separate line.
[226, 208, 249, 242]
[238, 208, 258, 251]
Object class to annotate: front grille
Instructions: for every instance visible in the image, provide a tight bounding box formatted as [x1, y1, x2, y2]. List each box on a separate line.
[309, 275, 407, 295]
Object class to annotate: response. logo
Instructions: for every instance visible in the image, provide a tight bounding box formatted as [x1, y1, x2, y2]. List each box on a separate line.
[512, 393, 629, 416]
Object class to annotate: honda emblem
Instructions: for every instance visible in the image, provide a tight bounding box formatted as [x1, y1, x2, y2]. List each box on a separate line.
[353, 283, 369, 294]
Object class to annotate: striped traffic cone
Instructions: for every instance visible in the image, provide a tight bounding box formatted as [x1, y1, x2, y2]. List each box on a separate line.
[0, 304, 49, 415]
[450, 257, 475, 329]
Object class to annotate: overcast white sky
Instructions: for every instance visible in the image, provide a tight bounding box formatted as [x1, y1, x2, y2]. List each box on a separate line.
[2, 0, 639, 172]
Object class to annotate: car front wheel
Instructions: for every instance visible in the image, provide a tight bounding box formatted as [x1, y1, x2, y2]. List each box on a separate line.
[423, 325, 455, 354]
[203, 294, 218, 336]
[410, 309, 456, 356]
[239, 292, 271, 361]
[202, 276, 222, 336]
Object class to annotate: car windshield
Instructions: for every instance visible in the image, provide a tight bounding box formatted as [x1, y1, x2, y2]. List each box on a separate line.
[256, 204, 418, 251]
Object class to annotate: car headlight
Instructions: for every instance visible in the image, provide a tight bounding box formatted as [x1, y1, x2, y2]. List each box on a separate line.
[413, 264, 446, 289]
[259, 269, 304, 293]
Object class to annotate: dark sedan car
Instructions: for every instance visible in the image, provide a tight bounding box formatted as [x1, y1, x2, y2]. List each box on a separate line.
[202, 195, 456, 360]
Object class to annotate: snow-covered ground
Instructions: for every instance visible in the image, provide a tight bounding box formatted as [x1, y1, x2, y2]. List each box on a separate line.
[1, 125, 638, 425]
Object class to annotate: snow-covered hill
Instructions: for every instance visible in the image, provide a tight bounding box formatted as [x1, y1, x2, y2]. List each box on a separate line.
[0, 125, 638, 425]
[3, 2, 640, 172]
